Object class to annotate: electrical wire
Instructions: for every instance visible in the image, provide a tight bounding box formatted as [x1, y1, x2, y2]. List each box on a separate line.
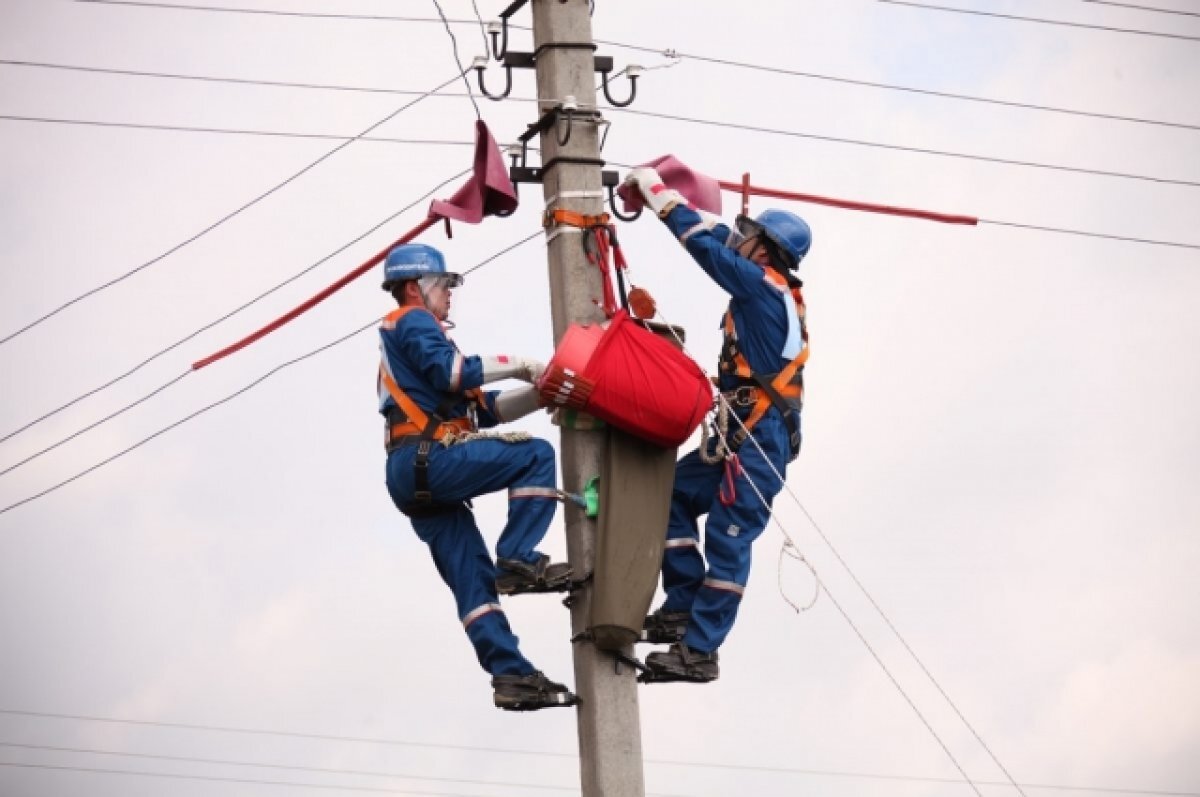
[0, 114, 476, 146]
[0, 741, 584, 795]
[607, 106, 1200, 189]
[876, 0, 1200, 42]
[70, 0, 487, 25]
[2, 710, 1193, 795]
[0, 72, 464, 349]
[7, 107, 1195, 191]
[1083, 0, 1200, 16]
[639, 300, 987, 797]
[48, 5, 1200, 131]
[430, 0, 481, 120]
[0, 168, 470, 455]
[978, 218, 1200, 250]
[0, 761, 561, 797]
[0, 232, 541, 517]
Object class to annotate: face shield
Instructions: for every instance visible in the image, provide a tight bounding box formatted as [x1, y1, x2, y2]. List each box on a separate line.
[417, 273, 464, 291]
[735, 215, 797, 273]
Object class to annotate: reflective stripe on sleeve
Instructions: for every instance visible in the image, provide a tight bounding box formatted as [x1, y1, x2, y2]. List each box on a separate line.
[664, 538, 698, 549]
[448, 353, 465, 392]
[679, 221, 709, 243]
[702, 577, 745, 596]
[462, 602, 503, 628]
[510, 486, 560, 500]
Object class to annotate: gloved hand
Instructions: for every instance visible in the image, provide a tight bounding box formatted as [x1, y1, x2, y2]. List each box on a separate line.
[623, 166, 685, 218]
[495, 385, 542, 422]
[481, 356, 546, 385]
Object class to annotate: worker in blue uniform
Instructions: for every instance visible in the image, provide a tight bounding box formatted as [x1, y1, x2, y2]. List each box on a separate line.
[378, 243, 576, 711]
[624, 167, 812, 683]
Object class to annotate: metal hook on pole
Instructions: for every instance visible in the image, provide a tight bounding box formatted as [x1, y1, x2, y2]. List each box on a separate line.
[473, 55, 512, 101]
[600, 64, 641, 108]
[606, 183, 642, 223]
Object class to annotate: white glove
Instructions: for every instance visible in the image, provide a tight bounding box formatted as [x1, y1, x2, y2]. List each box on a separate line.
[624, 166, 685, 218]
[495, 385, 542, 422]
[481, 356, 545, 385]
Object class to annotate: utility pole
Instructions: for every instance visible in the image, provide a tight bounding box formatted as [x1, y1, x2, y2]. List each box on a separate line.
[529, 2, 646, 795]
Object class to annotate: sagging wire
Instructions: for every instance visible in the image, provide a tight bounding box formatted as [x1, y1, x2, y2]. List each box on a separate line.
[0, 232, 543, 517]
[0, 70, 466, 350]
[430, 0, 481, 120]
[620, 262, 987, 796]
[598, 53, 682, 152]
[0, 168, 472, 454]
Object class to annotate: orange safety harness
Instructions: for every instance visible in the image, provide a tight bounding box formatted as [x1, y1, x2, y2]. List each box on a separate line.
[379, 306, 486, 507]
[718, 270, 809, 449]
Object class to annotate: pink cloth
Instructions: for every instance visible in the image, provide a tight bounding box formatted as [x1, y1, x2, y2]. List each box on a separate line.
[616, 154, 723, 216]
[428, 120, 519, 223]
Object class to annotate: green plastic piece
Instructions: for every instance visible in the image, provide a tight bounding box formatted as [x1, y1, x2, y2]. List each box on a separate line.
[583, 476, 600, 518]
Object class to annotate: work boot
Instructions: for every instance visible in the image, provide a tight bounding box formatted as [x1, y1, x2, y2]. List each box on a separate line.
[639, 608, 690, 644]
[492, 671, 579, 711]
[641, 643, 719, 684]
[496, 554, 573, 596]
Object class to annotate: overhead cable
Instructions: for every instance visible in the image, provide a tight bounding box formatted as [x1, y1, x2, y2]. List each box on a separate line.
[3, 710, 1193, 795]
[430, 0, 481, 120]
[48, 5, 1200, 131]
[0, 70, 463, 348]
[0, 233, 541, 517]
[876, 0, 1200, 42]
[0, 741, 582, 795]
[1083, 0, 1200, 16]
[0, 761, 561, 797]
[0, 169, 470, 455]
[608, 106, 1200, 189]
[642, 301, 987, 797]
[6, 109, 1195, 191]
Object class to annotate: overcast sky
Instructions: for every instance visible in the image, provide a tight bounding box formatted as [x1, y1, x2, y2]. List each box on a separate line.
[1, 1, 1198, 796]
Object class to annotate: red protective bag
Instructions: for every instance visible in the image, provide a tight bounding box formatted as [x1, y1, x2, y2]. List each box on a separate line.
[539, 310, 713, 448]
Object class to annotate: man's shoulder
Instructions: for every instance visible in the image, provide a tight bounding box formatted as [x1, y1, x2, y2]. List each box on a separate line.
[382, 305, 438, 333]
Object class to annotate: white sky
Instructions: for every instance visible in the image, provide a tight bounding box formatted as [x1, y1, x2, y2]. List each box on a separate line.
[1, 1, 1198, 796]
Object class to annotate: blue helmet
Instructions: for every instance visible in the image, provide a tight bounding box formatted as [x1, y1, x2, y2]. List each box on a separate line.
[381, 243, 462, 291]
[736, 209, 812, 271]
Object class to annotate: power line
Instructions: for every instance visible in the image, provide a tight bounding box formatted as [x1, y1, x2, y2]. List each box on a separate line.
[2, 710, 1194, 796]
[6, 108, 1196, 191]
[0, 742, 583, 795]
[0, 70, 463, 349]
[0, 168, 470, 450]
[609, 106, 1200, 189]
[0, 114, 476, 146]
[429, 0, 481, 120]
[0, 761, 555, 797]
[0, 233, 541, 517]
[876, 0, 1200, 42]
[1083, 0, 1200, 17]
[979, 218, 1200, 250]
[70, 0, 488, 26]
[12, 32, 1193, 132]
[587, 44, 1200, 133]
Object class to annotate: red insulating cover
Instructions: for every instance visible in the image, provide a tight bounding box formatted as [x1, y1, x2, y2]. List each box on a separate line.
[554, 311, 712, 448]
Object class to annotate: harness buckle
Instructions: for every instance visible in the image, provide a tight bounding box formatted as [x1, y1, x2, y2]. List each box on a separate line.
[723, 386, 758, 407]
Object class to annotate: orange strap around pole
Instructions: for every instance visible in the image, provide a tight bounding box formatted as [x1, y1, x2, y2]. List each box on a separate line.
[717, 180, 977, 226]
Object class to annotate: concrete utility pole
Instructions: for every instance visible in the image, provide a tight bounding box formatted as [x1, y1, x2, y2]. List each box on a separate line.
[529, 2, 646, 795]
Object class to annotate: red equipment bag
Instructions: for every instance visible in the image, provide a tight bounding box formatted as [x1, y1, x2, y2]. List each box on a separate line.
[539, 310, 713, 448]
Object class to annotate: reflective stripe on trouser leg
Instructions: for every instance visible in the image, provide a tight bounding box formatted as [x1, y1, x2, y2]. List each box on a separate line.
[408, 504, 532, 677]
[662, 448, 723, 614]
[496, 438, 558, 564]
[386, 439, 560, 569]
[683, 415, 791, 654]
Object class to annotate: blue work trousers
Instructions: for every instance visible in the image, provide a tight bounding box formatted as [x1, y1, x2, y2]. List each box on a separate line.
[385, 437, 559, 677]
[661, 412, 792, 654]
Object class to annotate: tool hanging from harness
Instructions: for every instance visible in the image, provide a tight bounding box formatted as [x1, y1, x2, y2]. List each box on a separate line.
[717, 271, 808, 461]
[379, 307, 486, 512]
